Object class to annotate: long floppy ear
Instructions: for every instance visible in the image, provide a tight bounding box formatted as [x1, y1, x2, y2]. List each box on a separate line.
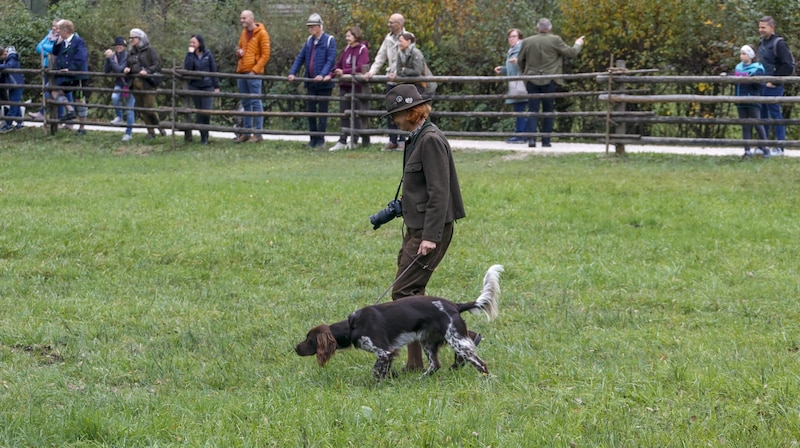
[316, 326, 338, 366]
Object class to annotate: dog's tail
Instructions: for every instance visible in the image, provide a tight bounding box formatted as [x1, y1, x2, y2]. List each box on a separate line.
[459, 264, 503, 321]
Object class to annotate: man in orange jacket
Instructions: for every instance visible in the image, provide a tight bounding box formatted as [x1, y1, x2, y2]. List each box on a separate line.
[235, 10, 271, 143]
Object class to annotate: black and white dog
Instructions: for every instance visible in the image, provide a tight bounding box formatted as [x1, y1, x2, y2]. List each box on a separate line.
[295, 265, 503, 379]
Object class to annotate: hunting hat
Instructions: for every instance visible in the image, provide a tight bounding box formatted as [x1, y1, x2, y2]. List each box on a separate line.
[306, 13, 323, 26]
[382, 84, 432, 118]
[113, 36, 126, 46]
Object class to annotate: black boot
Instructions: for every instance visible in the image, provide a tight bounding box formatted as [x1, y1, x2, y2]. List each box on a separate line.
[200, 131, 208, 145]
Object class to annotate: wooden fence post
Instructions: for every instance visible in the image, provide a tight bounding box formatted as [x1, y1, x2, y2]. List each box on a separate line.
[614, 60, 627, 155]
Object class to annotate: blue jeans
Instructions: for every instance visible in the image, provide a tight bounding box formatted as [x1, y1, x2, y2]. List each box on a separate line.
[526, 80, 556, 145]
[43, 82, 66, 118]
[5, 88, 22, 126]
[237, 77, 264, 131]
[512, 101, 527, 133]
[112, 85, 136, 135]
[760, 84, 785, 144]
[306, 83, 333, 146]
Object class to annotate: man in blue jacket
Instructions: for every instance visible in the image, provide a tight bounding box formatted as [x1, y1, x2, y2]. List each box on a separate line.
[288, 13, 337, 148]
[52, 19, 90, 135]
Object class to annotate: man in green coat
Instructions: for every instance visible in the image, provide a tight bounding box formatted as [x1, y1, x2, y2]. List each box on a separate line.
[517, 18, 584, 148]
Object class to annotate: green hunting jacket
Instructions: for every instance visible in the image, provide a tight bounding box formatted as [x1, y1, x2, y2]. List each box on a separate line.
[517, 32, 583, 85]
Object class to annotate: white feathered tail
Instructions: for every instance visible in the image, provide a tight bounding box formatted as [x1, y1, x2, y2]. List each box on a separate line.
[465, 264, 503, 321]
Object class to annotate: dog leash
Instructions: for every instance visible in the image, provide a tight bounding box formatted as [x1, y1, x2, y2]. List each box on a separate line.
[374, 253, 424, 304]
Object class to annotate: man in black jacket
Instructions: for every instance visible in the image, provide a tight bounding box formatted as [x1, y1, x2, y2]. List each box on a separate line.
[757, 16, 795, 156]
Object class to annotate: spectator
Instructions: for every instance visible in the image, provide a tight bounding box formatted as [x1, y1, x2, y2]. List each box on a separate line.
[494, 28, 527, 143]
[388, 32, 425, 95]
[380, 84, 466, 372]
[733, 45, 770, 159]
[0, 46, 24, 132]
[124, 28, 164, 140]
[517, 18, 584, 148]
[30, 19, 66, 122]
[184, 34, 220, 145]
[104, 36, 135, 141]
[365, 13, 408, 151]
[52, 19, 90, 136]
[234, 10, 271, 143]
[331, 26, 370, 151]
[288, 13, 337, 148]
[757, 16, 794, 156]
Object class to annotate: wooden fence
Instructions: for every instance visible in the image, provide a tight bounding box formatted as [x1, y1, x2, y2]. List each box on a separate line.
[1, 65, 798, 154]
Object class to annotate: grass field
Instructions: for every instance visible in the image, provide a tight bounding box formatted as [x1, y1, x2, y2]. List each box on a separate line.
[1, 128, 800, 447]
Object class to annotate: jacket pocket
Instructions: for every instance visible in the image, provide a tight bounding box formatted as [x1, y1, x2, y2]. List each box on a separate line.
[404, 162, 422, 173]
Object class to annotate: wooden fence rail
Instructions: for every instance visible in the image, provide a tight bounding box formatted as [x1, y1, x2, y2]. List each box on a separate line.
[0, 66, 798, 154]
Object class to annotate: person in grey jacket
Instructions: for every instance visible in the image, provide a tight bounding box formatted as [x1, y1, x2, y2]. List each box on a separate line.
[184, 34, 220, 144]
[518, 18, 584, 147]
[380, 84, 466, 372]
[494, 28, 527, 143]
[124, 28, 163, 139]
[388, 32, 426, 96]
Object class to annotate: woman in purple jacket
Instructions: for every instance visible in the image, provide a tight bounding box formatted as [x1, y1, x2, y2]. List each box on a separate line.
[330, 26, 370, 151]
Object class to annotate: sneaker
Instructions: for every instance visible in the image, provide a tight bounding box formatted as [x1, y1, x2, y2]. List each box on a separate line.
[246, 134, 263, 143]
[528, 139, 536, 148]
[232, 134, 251, 143]
[329, 141, 349, 152]
[382, 142, 399, 151]
[59, 123, 74, 130]
[28, 111, 44, 121]
[743, 149, 753, 158]
[110, 117, 124, 125]
[771, 147, 784, 156]
[121, 133, 132, 142]
[0, 125, 12, 133]
[75, 129, 86, 136]
[505, 136, 526, 144]
[762, 148, 771, 158]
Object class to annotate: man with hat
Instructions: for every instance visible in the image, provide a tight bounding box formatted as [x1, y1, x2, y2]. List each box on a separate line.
[104, 36, 135, 141]
[288, 13, 337, 148]
[380, 84, 466, 372]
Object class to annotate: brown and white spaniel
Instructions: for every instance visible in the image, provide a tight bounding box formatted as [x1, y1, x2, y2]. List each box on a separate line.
[295, 265, 503, 379]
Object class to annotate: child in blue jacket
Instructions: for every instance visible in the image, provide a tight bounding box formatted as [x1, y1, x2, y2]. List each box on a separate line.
[734, 45, 769, 158]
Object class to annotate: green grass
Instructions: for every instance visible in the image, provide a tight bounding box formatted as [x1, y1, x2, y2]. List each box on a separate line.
[1, 128, 800, 446]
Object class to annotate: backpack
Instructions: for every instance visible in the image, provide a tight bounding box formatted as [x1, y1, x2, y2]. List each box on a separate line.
[773, 37, 796, 75]
[423, 62, 437, 95]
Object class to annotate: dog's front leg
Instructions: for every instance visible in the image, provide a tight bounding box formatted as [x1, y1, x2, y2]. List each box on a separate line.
[422, 344, 442, 376]
[372, 352, 394, 379]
